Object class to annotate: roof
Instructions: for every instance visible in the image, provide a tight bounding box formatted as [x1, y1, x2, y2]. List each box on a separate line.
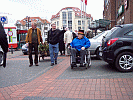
[16, 17, 50, 26]
[51, 7, 93, 20]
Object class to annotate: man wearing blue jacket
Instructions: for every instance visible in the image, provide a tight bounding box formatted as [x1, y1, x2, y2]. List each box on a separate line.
[70, 30, 91, 67]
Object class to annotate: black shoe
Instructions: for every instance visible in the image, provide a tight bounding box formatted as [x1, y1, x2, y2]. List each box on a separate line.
[80, 63, 84, 67]
[55, 61, 57, 64]
[51, 63, 54, 66]
[29, 64, 33, 67]
[35, 63, 39, 66]
[71, 62, 77, 67]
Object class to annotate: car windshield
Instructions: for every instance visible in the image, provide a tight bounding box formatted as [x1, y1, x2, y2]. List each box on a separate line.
[105, 27, 118, 37]
[92, 31, 105, 39]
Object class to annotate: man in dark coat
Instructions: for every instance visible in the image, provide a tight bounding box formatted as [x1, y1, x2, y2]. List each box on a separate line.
[0, 22, 8, 68]
[59, 30, 66, 55]
[47, 23, 61, 66]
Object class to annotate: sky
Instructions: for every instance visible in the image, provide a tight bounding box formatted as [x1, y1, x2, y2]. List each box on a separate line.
[0, 0, 104, 27]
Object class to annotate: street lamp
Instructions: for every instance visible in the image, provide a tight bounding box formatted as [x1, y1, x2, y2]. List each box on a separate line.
[26, 16, 30, 30]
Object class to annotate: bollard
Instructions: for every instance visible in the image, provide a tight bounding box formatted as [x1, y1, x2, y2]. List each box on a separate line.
[11, 45, 13, 54]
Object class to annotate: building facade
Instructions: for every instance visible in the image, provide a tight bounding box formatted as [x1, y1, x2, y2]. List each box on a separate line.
[15, 17, 51, 42]
[103, 0, 133, 29]
[51, 7, 93, 32]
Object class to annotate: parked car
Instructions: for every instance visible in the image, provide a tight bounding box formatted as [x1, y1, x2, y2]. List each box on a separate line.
[89, 30, 110, 59]
[22, 43, 37, 55]
[100, 24, 133, 72]
[0, 46, 3, 66]
[22, 43, 29, 55]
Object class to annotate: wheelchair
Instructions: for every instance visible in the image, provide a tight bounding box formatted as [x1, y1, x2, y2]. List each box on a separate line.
[70, 48, 91, 69]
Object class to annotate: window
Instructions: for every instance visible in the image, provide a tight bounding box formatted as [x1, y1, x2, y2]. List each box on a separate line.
[62, 12, 66, 20]
[82, 20, 85, 25]
[68, 21, 72, 27]
[126, 30, 133, 36]
[44, 27, 48, 30]
[68, 11, 72, 20]
[63, 25, 67, 30]
[57, 21, 59, 26]
[78, 20, 81, 25]
[63, 20, 67, 25]
[78, 27, 81, 30]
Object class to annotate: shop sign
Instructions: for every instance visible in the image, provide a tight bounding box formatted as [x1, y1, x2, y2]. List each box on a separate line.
[118, 5, 124, 16]
[7, 31, 13, 36]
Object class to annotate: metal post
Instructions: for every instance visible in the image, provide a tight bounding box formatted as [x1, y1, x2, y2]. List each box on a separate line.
[11, 45, 13, 54]
[28, 17, 30, 29]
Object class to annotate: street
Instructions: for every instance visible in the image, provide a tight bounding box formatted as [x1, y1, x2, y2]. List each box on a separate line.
[0, 51, 133, 100]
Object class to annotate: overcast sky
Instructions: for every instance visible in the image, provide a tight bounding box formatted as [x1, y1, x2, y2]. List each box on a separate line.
[0, 0, 104, 27]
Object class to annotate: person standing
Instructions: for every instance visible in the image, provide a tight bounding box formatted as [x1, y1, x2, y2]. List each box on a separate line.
[25, 21, 43, 67]
[47, 23, 61, 66]
[64, 28, 73, 56]
[59, 30, 66, 55]
[86, 29, 93, 38]
[0, 22, 8, 68]
[72, 30, 78, 40]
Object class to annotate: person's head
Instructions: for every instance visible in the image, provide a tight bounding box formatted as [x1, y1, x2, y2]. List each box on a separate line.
[78, 30, 84, 39]
[31, 21, 37, 29]
[51, 23, 56, 31]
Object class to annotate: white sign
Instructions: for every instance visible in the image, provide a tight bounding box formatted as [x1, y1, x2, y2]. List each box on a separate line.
[7, 31, 13, 36]
[0, 16, 8, 24]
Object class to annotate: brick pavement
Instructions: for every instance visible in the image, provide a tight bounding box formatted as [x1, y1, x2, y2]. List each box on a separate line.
[0, 55, 133, 100]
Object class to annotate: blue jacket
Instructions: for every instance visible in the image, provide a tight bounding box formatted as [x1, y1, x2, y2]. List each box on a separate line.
[70, 36, 91, 51]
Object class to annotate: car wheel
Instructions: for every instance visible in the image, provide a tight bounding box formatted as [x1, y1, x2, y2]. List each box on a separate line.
[115, 52, 133, 72]
[0, 52, 3, 66]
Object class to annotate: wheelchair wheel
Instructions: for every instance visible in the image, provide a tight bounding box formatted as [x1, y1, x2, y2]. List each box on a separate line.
[87, 56, 91, 68]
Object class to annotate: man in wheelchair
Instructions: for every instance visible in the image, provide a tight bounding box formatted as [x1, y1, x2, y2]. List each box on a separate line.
[70, 30, 91, 67]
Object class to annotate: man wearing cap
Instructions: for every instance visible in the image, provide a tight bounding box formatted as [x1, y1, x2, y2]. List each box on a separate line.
[70, 30, 91, 67]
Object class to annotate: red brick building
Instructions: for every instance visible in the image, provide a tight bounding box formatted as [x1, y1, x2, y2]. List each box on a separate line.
[103, 0, 133, 29]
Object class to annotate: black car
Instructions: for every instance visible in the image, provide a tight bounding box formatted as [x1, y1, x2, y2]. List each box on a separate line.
[100, 24, 133, 72]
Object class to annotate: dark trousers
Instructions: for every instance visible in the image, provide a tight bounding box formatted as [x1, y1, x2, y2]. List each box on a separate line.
[29, 43, 38, 64]
[71, 48, 86, 63]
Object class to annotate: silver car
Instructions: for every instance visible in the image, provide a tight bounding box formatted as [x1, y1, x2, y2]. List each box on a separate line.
[22, 43, 36, 55]
[22, 43, 29, 55]
[88, 30, 110, 59]
[0, 46, 3, 66]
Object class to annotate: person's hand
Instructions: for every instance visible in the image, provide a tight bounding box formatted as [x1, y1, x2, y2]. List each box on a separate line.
[81, 47, 85, 50]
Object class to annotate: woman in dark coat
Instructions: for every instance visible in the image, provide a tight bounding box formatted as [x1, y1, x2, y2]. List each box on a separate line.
[0, 22, 8, 67]
[59, 30, 66, 55]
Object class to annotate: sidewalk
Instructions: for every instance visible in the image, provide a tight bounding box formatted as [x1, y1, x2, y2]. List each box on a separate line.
[7, 50, 23, 59]
[0, 52, 133, 100]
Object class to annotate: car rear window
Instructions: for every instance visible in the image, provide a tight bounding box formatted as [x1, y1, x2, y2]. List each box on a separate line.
[105, 27, 118, 37]
[92, 31, 105, 39]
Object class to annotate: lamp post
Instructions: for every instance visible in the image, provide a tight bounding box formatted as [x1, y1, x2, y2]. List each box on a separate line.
[26, 16, 30, 30]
